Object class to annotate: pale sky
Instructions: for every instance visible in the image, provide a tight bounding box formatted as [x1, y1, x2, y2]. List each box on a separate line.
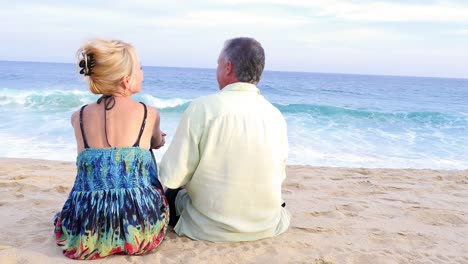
[1, 0, 468, 78]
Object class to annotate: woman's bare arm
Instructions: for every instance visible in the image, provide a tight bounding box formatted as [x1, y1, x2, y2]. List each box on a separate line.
[150, 107, 165, 149]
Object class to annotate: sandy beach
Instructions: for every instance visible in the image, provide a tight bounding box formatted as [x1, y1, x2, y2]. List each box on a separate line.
[0, 158, 467, 264]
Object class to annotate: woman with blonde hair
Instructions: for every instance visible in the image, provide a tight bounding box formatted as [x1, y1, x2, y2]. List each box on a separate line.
[54, 38, 169, 260]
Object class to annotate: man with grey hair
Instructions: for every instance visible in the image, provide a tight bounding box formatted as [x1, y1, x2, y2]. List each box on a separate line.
[160, 37, 290, 242]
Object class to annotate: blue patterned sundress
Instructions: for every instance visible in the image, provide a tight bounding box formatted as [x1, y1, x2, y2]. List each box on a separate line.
[54, 148, 169, 259]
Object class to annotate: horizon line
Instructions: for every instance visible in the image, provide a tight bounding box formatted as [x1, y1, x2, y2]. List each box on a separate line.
[1, 59, 466, 81]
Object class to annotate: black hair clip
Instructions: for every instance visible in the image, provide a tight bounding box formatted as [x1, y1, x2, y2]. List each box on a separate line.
[79, 53, 96, 76]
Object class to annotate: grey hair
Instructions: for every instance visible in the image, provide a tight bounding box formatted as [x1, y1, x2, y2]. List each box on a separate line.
[222, 37, 265, 84]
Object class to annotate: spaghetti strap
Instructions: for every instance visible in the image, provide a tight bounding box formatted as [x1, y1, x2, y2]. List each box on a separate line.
[79, 105, 90, 149]
[133, 102, 148, 147]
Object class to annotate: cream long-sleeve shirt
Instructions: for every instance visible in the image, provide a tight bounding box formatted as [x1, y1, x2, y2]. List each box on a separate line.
[159, 82, 290, 241]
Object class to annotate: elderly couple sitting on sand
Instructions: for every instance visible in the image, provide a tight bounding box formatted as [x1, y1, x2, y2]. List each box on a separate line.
[53, 37, 290, 260]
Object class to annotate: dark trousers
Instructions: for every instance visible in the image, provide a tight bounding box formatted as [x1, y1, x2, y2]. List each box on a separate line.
[165, 188, 182, 227]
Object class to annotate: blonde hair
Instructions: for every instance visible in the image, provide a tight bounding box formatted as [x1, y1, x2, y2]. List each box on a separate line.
[76, 38, 140, 95]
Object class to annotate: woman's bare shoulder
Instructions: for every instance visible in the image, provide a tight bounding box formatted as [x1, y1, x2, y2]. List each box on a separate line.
[145, 105, 160, 119]
[70, 103, 98, 126]
[70, 109, 80, 127]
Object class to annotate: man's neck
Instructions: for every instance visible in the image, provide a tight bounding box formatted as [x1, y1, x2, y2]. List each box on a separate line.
[219, 74, 239, 90]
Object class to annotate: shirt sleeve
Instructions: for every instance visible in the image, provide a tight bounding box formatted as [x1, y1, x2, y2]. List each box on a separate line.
[159, 101, 203, 189]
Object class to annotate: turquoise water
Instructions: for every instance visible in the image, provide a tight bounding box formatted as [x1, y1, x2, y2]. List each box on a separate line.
[1, 61, 467, 169]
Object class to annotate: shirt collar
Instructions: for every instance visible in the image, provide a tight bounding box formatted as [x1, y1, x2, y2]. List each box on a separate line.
[220, 82, 260, 94]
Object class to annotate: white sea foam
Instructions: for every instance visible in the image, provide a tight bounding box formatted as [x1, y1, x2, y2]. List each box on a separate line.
[139, 94, 190, 109]
[0, 88, 190, 111]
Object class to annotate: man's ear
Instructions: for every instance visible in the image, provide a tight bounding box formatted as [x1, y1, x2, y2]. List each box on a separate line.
[226, 60, 233, 75]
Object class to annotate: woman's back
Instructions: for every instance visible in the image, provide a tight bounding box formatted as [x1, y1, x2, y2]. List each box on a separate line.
[72, 97, 157, 151]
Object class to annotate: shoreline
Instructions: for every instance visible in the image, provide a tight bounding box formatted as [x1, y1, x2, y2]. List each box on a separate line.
[1, 158, 467, 263]
[1, 157, 466, 172]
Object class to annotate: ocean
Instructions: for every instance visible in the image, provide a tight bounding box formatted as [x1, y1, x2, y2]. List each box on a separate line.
[1, 61, 467, 169]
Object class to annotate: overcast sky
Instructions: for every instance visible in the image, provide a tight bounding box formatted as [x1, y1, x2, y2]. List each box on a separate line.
[1, 0, 468, 78]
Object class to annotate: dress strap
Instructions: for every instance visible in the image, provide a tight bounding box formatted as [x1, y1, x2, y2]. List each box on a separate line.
[133, 102, 148, 147]
[79, 105, 90, 149]
[97, 95, 115, 148]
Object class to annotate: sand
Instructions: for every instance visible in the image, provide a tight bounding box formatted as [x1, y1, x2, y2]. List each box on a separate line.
[0, 158, 467, 264]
